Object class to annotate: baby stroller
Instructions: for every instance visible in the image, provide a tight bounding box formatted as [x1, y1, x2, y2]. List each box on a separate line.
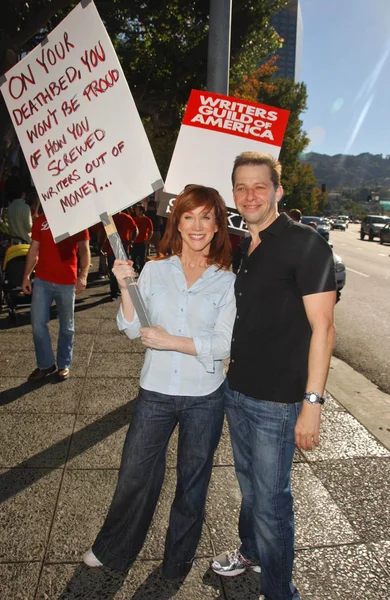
[1, 243, 32, 322]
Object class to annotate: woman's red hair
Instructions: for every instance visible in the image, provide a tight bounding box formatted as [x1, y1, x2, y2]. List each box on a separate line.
[159, 185, 231, 270]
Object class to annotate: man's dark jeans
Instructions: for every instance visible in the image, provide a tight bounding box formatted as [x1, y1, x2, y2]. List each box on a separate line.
[224, 380, 302, 600]
[107, 254, 119, 298]
[92, 385, 224, 576]
[131, 242, 146, 274]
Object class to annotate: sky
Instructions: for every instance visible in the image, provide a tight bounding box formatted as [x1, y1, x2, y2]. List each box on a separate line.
[299, 0, 390, 157]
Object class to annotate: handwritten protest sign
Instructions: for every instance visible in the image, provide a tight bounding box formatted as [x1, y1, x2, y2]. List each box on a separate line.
[162, 90, 289, 232]
[0, 0, 162, 242]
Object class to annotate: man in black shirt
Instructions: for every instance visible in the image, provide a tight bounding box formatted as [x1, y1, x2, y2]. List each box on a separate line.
[212, 152, 336, 600]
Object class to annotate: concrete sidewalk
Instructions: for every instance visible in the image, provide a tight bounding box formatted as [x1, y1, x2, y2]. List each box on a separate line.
[1, 260, 389, 600]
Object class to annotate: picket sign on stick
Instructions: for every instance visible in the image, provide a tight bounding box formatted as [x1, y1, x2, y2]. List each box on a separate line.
[162, 90, 290, 233]
[0, 0, 162, 326]
[100, 212, 151, 327]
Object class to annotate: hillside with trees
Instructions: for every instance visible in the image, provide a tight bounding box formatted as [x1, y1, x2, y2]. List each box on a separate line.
[301, 152, 390, 190]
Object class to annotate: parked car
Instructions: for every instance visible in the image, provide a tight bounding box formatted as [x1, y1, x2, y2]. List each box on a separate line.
[379, 223, 390, 245]
[333, 250, 346, 302]
[360, 215, 390, 240]
[332, 219, 347, 231]
[301, 216, 330, 241]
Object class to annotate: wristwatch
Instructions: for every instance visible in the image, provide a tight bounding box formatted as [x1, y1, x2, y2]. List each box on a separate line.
[304, 391, 325, 405]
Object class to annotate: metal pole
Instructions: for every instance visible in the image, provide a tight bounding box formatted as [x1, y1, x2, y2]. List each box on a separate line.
[206, 0, 232, 94]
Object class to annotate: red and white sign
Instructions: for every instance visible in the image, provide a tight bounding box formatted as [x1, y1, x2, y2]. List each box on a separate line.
[164, 90, 289, 209]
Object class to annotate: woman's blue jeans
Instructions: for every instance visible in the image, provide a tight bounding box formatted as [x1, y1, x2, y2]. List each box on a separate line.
[93, 385, 224, 576]
[30, 277, 75, 370]
[224, 380, 302, 600]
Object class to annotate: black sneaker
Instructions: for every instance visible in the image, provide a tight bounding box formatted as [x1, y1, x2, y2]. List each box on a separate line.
[28, 365, 56, 381]
[211, 549, 261, 577]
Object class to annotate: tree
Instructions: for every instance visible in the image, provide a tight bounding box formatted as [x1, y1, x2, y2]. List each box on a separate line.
[232, 68, 317, 213]
[315, 187, 328, 214]
[230, 55, 279, 99]
[288, 164, 318, 214]
[0, 0, 289, 174]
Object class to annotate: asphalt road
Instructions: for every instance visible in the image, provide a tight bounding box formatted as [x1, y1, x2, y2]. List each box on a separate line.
[330, 222, 390, 394]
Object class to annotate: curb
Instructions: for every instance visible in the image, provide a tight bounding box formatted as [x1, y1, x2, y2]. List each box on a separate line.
[326, 356, 390, 450]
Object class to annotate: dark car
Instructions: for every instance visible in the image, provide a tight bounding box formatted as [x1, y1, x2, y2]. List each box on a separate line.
[301, 216, 330, 241]
[360, 215, 390, 240]
[380, 223, 390, 245]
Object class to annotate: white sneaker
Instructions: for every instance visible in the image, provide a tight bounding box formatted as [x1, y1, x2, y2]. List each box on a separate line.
[211, 549, 261, 577]
[83, 548, 103, 567]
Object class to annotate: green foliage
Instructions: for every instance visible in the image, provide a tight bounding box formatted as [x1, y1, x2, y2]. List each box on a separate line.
[229, 1, 289, 89]
[315, 188, 328, 214]
[0, 0, 288, 174]
[247, 75, 315, 211]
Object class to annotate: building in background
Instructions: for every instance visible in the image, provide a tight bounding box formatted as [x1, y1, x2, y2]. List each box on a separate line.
[270, 0, 303, 81]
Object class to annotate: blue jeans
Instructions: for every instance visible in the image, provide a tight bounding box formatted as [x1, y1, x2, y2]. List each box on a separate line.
[93, 385, 224, 576]
[30, 277, 75, 370]
[224, 380, 302, 600]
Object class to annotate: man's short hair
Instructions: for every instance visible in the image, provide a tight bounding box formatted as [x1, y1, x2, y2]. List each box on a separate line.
[136, 205, 145, 214]
[289, 209, 302, 222]
[231, 152, 282, 189]
[147, 200, 157, 209]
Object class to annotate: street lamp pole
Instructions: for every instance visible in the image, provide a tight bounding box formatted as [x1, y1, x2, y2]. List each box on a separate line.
[206, 0, 232, 94]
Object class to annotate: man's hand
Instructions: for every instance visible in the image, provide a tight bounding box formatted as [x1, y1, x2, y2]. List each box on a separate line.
[75, 276, 87, 295]
[22, 276, 32, 295]
[294, 403, 321, 451]
[140, 325, 172, 350]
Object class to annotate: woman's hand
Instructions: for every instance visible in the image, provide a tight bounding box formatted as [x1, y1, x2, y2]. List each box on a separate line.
[112, 259, 137, 290]
[140, 325, 173, 350]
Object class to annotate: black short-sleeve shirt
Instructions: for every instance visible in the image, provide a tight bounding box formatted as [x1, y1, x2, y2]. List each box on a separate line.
[227, 213, 336, 404]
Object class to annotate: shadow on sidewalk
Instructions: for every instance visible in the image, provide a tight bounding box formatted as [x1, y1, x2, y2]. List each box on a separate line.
[74, 295, 112, 312]
[202, 566, 260, 600]
[0, 376, 56, 406]
[128, 565, 186, 600]
[0, 400, 135, 504]
[54, 564, 127, 599]
[52, 564, 187, 600]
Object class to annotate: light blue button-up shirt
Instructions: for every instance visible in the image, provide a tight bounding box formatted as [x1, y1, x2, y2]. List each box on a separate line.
[117, 255, 236, 396]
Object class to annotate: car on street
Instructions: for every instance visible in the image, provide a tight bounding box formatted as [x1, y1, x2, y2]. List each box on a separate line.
[379, 223, 390, 245]
[301, 216, 330, 241]
[327, 242, 346, 302]
[331, 219, 347, 231]
[360, 215, 390, 240]
[337, 215, 349, 228]
[333, 251, 346, 302]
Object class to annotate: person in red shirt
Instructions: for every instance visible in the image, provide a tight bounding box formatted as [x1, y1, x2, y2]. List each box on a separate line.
[132, 205, 153, 274]
[22, 213, 90, 381]
[91, 212, 138, 299]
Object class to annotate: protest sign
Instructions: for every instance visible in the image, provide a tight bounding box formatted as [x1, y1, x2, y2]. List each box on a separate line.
[163, 90, 289, 232]
[0, 0, 163, 243]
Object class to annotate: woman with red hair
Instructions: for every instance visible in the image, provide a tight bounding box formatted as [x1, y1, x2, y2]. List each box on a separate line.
[84, 185, 236, 578]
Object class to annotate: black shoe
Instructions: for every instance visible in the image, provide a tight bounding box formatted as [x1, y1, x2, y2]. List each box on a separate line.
[28, 365, 56, 381]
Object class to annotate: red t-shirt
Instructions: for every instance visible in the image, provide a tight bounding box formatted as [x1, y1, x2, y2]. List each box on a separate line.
[32, 214, 89, 285]
[91, 212, 137, 255]
[134, 215, 153, 243]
